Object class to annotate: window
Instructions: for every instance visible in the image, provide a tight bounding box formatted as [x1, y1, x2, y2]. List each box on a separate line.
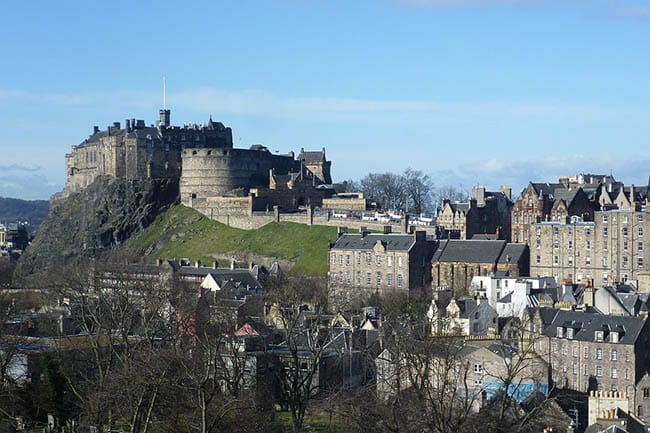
[603, 257, 608, 267]
[639, 242, 644, 253]
[474, 363, 483, 373]
[596, 332, 604, 343]
[339, 255, 343, 265]
[536, 227, 541, 236]
[639, 258, 644, 268]
[552, 343, 558, 353]
[584, 347, 589, 359]
[586, 228, 591, 236]
[397, 274, 403, 288]
[553, 227, 559, 236]
[387, 273, 393, 286]
[366, 253, 372, 264]
[624, 240, 629, 251]
[330, 253, 336, 265]
[573, 346, 578, 357]
[640, 227, 645, 237]
[623, 227, 629, 237]
[553, 240, 559, 249]
[376, 272, 382, 286]
[554, 256, 559, 265]
[626, 351, 630, 362]
[568, 256, 573, 266]
[624, 215, 629, 224]
[644, 388, 650, 399]
[596, 348, 603, 359]
[473, 379, 482, 386]
[536, 239, 541, 249]
[623, 256, 628, 268]
[536, 255, 541, 265]
[596, 366, 602, 377]
[387, 256, 392, 267]
[603, 215, 608, 223]
[366, 272, 372, 285]
[612, 367, 618, 379]
[567, 328, 574, 339]
[397, 257, 403, 267]
[568, 240, 573, 249]
[586, 256, 591, 266]
[376, 255, 382, 266]
[603, 227, 608, 237]
[586, 240, 591, 251]
[603, 273, 608, 282]
[638, 214, 644, 223]
[356, 253, 361, 265]
[612, 349, 618, 360]
[346, 255, 350, 266]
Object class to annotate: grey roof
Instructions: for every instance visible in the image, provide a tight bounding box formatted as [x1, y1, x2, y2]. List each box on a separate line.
[300, 150, 325, 162]
[332, 233, 415, 251]
[498, 244, 528, 264]
[540, 307, 647, 345]
[552, 187, 580, 208]
[179, 266, 262, 289]
[432, 240, 506, 264]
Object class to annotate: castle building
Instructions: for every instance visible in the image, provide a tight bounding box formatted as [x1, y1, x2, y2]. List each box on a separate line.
[61, 109, 333, 214]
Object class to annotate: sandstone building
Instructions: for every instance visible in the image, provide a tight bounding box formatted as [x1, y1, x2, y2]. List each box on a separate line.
[327, 229, 435, 310]
[62, 109, 333, 215]
[431, 240, 529, 296]
[437, 185, 513, 241]
[511, 182, 594, 244]
[532, 307, 650, 416]
[529, 184, 650, 287]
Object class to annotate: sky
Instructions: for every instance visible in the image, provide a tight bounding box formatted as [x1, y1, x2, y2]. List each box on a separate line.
[1, 0, 650, 200]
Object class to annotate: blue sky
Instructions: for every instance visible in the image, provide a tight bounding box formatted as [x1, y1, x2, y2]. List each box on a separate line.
[1, 0, 650, 199]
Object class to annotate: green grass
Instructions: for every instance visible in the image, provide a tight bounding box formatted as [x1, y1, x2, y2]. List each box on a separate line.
[272, 410, 351, 433]
[123, 205, 337, 275]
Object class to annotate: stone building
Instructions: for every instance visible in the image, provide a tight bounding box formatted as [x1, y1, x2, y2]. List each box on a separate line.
[531, 307, 650, 413]
[436, 185, 513, 241]
[327, 229, 436, 311]
[530, 186, 650, 287]
[511, 182, 594, 244]
[431, 240, 529, 296]
[62, 108, 334, 215]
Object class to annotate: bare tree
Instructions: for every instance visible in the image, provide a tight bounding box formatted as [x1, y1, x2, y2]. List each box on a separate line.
[403, 168, 435, 215]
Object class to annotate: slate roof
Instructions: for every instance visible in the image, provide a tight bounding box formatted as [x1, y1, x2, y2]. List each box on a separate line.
[552, 188, 580, 208]
[179, 266, 262, 289]
[539, 307, 647, 345]
[432, 240, 506, 264]
[498, 244, 528, 264]
[300, 150, 326, 162]
[332, 233, 415, 251]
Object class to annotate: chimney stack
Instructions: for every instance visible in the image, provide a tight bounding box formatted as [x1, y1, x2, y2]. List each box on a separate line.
[159, 109, 170, 127]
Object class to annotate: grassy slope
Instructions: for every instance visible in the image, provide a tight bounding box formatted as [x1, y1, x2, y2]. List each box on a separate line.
[123, 205, 337, 275]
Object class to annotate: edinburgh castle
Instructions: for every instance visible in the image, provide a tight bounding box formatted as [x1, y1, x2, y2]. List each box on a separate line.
[62, 108, 334, 218]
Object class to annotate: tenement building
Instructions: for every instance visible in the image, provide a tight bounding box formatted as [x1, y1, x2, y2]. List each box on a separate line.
[511, 182, 593, 244]
[436, 185, 513, 241]
[327, 229, 436, 311]
[532, 307, 650, 414]
[530, 184, 650, 287]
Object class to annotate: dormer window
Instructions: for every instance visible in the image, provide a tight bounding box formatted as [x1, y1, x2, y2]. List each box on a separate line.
[557, 327, 564, 338]
[595, 330, 604, 342]
[611, 331, 619, 343]
[567, 328, 574, 339]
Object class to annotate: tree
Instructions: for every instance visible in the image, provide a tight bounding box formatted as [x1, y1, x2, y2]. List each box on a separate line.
[359, 173, 406, 211]
[436, 185, 468, 205]
[403, 168, 435, 215]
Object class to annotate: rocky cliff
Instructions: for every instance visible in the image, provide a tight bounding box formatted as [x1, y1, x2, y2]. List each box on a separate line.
[15, 176, 179, 281]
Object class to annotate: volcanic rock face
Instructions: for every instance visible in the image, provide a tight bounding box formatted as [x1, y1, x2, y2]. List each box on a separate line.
[15, 176, 178, 281]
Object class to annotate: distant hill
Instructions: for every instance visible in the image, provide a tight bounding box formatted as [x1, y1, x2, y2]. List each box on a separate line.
[123, 205, 337, 276]
[0, 197, 50, 231]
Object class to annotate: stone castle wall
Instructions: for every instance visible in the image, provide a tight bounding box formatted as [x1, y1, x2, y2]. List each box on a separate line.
[179, 147, 299, 199]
